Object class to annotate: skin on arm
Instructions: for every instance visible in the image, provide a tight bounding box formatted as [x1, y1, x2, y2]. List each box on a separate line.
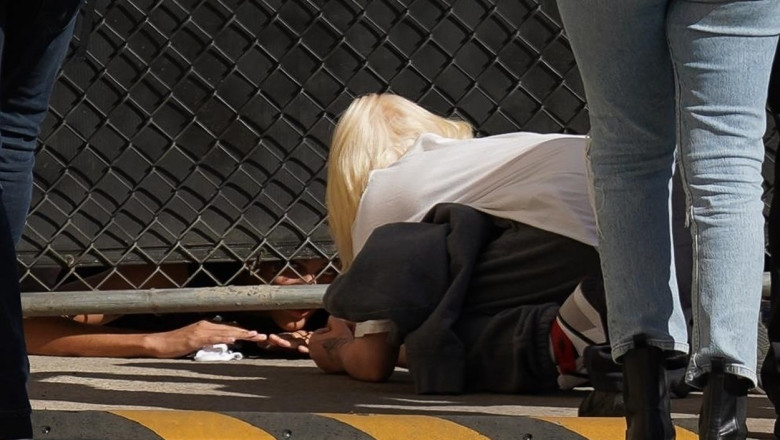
[69, 313, 123, 325]
[309, 316, 399, 383]
[24, 317, 267, 358]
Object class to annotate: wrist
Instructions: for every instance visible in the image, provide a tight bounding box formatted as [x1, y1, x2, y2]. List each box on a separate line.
[312, 335, 351, 373]
[140, 333, 162, 357]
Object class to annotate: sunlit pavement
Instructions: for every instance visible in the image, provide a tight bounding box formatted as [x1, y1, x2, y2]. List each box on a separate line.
[29, 356, 776, 439]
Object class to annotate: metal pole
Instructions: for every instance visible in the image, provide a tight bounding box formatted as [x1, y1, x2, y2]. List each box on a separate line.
[21, 284, 327, 317]
[21, 273, 773, 317]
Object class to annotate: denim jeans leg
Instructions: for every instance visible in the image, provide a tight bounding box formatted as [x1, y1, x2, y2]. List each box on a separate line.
[667, 0, 780, 387]
[557, 0, 780, 386]
[555, 0, 690, 360]
[0, 0, 83, 245]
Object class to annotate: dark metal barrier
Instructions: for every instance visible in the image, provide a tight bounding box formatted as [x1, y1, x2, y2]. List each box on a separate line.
[18, 0, 778, 293]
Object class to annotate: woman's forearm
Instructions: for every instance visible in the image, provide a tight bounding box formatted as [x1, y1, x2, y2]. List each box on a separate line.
[25, 317, 265, 358]
[24, 317, 153, 357]
[340, 333, 399, 382]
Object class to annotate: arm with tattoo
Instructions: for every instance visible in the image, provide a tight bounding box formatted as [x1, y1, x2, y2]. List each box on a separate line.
[310, 317, 399, 382]
[319, 336, 352, 372]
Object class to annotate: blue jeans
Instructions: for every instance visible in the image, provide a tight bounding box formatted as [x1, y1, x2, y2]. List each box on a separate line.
[555, 0, 780, 387]
[0, 1, 82, 437]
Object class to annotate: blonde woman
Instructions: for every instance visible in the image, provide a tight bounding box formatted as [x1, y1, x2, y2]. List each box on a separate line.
[307, 93, 630, 395]
[325, 93, 596, 271]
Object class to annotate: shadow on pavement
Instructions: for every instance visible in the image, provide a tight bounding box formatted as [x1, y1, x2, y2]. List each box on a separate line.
[29, 357, 589, 415]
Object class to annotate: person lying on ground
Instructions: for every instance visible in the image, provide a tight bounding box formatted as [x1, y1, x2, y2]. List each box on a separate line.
[24, 258, 334, 358]
[308, 93, 692, 398]
[309, 92, 606, 394]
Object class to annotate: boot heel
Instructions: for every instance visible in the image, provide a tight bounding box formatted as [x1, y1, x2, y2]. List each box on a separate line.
[699, 357, 749, 440]
[622, 334, 676, 440]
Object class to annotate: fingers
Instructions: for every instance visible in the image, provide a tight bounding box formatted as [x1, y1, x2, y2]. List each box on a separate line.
[195, 320, 268, 342]
[261, 331, 312, 352]
[214, 329, 264, 343]
[179, 322, 267, 354]
[205, 334, 238, 346]
[186, 320, 318, 356]
[241, 332, 267, 342]
[268, 333, 293, 348]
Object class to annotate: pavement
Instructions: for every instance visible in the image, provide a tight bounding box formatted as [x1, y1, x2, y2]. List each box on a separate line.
[28, 355, 779, 439]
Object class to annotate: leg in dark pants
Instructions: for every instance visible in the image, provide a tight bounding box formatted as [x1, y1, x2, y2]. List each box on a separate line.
[0, 203, 30, 440]
[0, 1, 83, 437]
[456, 218, 603, 393]
[1, 0, 84, 244]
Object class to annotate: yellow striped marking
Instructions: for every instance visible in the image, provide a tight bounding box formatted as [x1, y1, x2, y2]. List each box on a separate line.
[111, 410, 274, 440]
[319, 413, 490, 440]
[536, 417, 698, 440]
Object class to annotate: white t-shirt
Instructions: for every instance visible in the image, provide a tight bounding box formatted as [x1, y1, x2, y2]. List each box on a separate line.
[349, 132, 598, 337]
[351, 131, 597, 257]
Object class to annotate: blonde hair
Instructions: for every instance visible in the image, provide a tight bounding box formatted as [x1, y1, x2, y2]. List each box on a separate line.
[326, 93, 473, 269]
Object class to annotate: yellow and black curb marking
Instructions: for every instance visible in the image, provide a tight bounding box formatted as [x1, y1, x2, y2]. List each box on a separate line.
[32, 410, 699, 440]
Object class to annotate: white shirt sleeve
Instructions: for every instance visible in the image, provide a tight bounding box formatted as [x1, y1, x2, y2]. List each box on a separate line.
[353, 319, 395, 337]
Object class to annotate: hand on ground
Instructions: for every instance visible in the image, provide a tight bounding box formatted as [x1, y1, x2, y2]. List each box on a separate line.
[143, 320, 267, 358]
[261, 330, 312, 354]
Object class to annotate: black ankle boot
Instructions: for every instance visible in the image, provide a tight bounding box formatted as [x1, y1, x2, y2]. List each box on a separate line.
[699, 358, 749, 440]
[622, 335, 676, 440]
[578, 344, 624, 417]
[761, 342, 780, 440]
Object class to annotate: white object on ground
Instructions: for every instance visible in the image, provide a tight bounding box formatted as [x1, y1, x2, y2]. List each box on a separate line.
[193, 343, 243, 362]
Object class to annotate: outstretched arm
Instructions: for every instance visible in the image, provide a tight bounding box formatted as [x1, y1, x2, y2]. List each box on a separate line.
[309, 316, 398, 382]
[24, 317, 267, 358]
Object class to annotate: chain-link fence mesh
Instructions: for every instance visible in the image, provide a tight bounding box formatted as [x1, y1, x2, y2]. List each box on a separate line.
[17, 0, 779, 292]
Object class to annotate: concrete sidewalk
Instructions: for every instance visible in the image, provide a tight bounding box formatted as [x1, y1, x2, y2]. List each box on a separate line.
[27, 355, 778, 439]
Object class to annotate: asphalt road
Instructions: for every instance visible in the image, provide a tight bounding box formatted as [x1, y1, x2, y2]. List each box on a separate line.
[26, 355, 778, 439]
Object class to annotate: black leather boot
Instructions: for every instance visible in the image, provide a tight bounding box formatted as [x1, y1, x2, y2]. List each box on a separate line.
[762, 342, 780, 440]
[622, 335, 676, 440]
[579, 342, 691, 418]
[579, 344, 624, 417]
[699, 358, 749, 440]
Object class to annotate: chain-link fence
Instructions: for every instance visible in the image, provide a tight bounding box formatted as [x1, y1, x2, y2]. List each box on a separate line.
[17, 0, 779, 293]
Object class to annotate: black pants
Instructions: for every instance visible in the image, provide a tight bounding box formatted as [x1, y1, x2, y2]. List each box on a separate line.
[456, 217, 602, 393]
[0, 200, 29, 438]
[0, 1, 84, 437]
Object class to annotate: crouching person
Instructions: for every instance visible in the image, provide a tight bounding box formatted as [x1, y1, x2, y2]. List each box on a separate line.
[310, 203, 607, 394]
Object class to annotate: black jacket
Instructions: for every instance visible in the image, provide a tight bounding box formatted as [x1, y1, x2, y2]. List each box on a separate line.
[325, 203, 600, 394]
